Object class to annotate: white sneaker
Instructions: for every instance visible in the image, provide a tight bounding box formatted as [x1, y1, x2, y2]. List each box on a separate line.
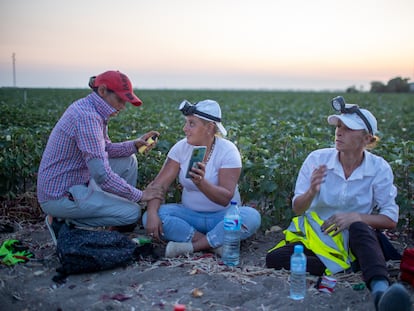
[165, 242, 193, 258]
[45, 216, 57, 245]
[45, 215, 66, 246]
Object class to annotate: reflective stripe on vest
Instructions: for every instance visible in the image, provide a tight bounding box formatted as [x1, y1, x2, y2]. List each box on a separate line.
[268, 211, 354, 275]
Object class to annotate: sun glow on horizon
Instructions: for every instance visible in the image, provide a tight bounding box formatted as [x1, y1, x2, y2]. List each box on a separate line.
[0, 0, 413, 89]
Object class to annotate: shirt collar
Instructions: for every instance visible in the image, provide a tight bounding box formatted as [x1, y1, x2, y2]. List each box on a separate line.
[88, 92, 117, 122]
[359, 150, 377, 176]
[328, 149, 377, 179]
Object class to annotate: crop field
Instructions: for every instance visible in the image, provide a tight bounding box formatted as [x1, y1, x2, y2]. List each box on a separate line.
[0, 88, 413, 228]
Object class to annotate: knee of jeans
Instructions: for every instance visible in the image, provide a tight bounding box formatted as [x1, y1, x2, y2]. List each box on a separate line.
[206, 232, 219, 248]
[125, 206, 140, 224]
[141, 211, 148, 228]
[242, 208, 261, 237]
[266, 249, 287, 269]
[159, 214, 172, 228]
[349, 221, 368, 236]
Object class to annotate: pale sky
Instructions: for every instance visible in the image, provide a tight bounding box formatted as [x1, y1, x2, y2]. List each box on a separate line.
[1, 0, 413, 90]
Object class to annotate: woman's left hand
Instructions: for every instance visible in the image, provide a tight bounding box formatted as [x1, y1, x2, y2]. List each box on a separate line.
[190, 162, 206, 186]
[321, 212, 362, 236]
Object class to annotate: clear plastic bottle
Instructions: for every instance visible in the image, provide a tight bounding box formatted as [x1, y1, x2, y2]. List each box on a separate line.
[222, 201, 241, 266]
[290, 244, 307, 300]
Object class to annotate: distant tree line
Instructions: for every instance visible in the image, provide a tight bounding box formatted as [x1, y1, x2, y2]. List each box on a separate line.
[370, 76, 411, 93]
[346, 76, 412, 93]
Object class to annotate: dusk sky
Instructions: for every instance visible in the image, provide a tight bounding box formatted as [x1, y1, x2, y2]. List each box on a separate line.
[1, 0, 413, 91]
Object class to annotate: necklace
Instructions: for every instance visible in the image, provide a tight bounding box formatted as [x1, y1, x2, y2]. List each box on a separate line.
[205, 138, 216, 163]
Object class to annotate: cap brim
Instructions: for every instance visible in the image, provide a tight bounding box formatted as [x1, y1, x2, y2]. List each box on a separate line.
[327, 114, 365, 131]
[216, 122, 227, 136]
[130, 98, 143, 106]
[118, 92, 143, 106]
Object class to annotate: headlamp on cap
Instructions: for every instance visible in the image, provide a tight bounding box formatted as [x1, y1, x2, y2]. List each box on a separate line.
[331, 96, 373, 135]
[179, 100, 221, 122]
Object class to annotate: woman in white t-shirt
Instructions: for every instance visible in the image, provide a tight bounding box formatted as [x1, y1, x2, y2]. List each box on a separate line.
[143, 99, 261, 258]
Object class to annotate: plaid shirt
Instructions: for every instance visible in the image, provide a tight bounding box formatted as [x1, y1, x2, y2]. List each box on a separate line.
[37, 92, 142, 203]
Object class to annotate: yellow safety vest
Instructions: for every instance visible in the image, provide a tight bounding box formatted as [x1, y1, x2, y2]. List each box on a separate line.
[268, 211, 355, 275]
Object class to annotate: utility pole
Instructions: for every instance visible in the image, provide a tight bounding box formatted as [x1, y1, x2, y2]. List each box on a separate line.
[12, 52, 16, 87]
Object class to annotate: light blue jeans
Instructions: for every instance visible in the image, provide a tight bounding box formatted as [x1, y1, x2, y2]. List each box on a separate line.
[41, 155, 140, 227]
[142, 203, 261, 248]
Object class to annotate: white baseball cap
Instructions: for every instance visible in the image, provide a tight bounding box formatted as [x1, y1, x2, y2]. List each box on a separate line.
[327, 106, 378, 134]
[180, 99, 227, 136]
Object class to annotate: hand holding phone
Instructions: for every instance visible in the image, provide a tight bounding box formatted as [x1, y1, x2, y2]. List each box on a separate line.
[185, 146, 207, 178]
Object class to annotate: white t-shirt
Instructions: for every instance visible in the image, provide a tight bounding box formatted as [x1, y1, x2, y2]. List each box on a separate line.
[293, 148, 399, 222]
[168, 137, 242, 212]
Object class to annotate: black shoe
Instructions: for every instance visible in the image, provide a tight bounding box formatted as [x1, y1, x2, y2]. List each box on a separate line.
[376, 283, 412, 311]
[374, 291, 385, 311]
[109, 222, 137, 233]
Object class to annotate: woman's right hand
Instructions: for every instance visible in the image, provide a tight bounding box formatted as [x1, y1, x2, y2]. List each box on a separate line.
[142, 158, 180, 240]
[141, 184, 164, 202]
[293, 164, 327, 215]
[309, 165, 327, 195]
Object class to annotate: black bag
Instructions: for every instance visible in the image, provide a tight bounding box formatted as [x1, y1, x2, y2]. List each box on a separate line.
[55, 223, 141, 277]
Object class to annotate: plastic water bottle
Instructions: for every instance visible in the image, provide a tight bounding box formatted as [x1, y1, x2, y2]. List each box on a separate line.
[290, 244, 307, 300]
[222, 201, 241, 266]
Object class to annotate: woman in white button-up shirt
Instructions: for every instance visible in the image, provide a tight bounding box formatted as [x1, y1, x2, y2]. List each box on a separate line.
[266, 98, 411, 311]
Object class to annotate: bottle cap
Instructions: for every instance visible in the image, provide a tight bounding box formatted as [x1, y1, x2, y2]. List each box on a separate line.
[294, 245, 304, 253]
[173, 304, 186, 311]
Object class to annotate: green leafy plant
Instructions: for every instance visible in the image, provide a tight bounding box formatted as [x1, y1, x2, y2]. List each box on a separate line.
[1, 89, 412, 228]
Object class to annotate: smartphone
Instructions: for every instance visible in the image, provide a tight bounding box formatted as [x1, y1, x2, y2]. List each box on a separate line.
[185, 146, 207, 178]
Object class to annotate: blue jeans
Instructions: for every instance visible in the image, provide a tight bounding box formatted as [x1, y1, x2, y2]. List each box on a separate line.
[142, 203, 261, 248]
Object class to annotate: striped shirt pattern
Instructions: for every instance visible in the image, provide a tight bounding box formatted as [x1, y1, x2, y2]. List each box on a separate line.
[37, 92, 142, 203]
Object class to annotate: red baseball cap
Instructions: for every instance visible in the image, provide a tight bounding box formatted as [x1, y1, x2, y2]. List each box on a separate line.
[89, 70, 143, 106]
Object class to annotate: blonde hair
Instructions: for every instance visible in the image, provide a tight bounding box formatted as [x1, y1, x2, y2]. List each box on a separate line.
[366, 134, 379, 150]
[200, 118, 222, 137]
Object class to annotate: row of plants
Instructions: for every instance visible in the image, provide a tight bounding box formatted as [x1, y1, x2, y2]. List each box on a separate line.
[1, 88, 412, 227]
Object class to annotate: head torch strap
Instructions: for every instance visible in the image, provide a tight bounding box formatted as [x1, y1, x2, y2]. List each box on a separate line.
[193, 111, 221, 122]
[342, 106, 373, 135]
[331, 97, 373, 135]
[179, 101, 221, 122]
[354, 109, 373, 135]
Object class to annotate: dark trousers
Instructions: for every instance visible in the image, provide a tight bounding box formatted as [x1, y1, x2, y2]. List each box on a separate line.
[266, 221, 389, 288]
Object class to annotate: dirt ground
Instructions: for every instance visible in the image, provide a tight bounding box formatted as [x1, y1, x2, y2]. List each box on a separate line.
[0, 219, 413, 311]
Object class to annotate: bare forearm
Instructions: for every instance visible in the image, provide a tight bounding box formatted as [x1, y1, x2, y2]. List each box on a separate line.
[198, 181, 233, 206]
[359, 213, 397, 230]
[146, 157, 178, 212]
[292, 189, 317, 215]
[146, 198, 163, 214]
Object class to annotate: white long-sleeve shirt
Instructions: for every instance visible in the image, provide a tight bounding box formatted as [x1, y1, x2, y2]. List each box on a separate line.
[293, 148, 399, 222]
